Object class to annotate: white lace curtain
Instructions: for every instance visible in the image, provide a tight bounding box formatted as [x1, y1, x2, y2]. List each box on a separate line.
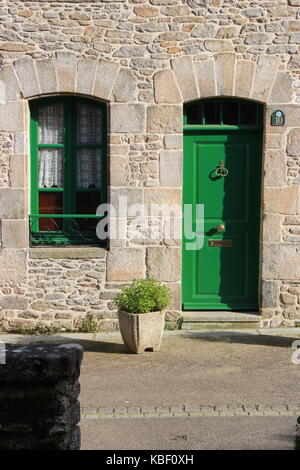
[76, 104, 102, 189]
[38, 104, 64, 188]
[38, 103, 102, 189]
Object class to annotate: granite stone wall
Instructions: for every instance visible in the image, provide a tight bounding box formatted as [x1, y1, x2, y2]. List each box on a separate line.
[0, 0, 299, 330]
[0, 343, 83, 450]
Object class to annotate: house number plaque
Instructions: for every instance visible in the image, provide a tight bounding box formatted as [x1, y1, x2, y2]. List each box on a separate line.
[209, 240, 232, 247]
[271, 110, 285, 126]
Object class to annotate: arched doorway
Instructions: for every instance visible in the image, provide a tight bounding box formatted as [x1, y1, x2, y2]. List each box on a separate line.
[182, 98, 263, 311]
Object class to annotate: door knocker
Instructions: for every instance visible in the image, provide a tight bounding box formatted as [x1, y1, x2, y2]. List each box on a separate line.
[215, 160, 229, 178]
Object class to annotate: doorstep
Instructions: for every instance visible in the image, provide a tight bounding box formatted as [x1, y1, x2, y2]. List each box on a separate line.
[181, 311, 260, 330]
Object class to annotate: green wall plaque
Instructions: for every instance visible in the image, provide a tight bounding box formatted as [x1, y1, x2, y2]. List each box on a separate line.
[271, 110, 285, 126]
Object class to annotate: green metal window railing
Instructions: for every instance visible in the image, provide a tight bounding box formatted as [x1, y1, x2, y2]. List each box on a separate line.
[29, 214, 106, 246]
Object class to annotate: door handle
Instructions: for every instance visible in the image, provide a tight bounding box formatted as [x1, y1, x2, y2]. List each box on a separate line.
[217, 224, 225, 232]
[215, 160, 228, 177]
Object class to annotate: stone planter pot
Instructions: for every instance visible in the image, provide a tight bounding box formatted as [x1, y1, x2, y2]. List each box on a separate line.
[118, 310, 165, 354]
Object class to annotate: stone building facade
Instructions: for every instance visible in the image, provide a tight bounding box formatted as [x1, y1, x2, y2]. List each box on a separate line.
[0, 0, 299, 332]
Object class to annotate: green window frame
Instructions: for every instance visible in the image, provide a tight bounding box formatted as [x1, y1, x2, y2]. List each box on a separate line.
[183, 98, 263, 131]
[30, 96, 107, 246]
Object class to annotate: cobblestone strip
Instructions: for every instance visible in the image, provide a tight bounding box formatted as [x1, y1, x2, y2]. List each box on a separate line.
[81, 404, 300, 420]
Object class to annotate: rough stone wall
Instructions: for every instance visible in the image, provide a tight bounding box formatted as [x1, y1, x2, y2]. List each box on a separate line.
[0, 343, 83, 450]
[0, 0, 298, 330]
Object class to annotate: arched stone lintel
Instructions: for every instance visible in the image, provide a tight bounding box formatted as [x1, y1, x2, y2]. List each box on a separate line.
[154, 54, 293, 106]
[0, 52, 128, 103]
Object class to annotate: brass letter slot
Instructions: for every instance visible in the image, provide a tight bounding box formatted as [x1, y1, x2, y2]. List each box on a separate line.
[208, 239, 232, 247]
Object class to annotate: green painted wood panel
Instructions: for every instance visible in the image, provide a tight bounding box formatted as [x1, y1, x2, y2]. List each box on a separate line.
[182, 129, 262, 310]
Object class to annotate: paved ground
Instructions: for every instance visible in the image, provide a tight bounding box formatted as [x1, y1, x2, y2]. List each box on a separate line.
[80, 416, 296, 450]
[2, 329, 300, 450]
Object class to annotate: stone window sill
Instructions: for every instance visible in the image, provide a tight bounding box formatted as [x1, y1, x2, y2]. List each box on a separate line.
[29, 246, 107, 259]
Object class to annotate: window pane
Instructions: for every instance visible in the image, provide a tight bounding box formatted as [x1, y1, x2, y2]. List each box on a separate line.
[222, 102, 238, 125]
[38, 148, 64, 188]
[204, 102, 220, 124]
[76, 104, 102, 145]
[76, 149, 101, 189]
[186, 104, 201, 125]
[38, 104, 64, 144]
[240, 102, 257, 125]
[76, 192, 101, 214]
[38, 192, 63, 231]
[76, 192, 101, 233]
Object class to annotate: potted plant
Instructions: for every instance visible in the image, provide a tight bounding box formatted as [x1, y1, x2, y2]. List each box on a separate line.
[115, 278, 171, 354]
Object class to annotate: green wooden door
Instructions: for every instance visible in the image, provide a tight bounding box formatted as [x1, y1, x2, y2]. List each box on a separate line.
[182, 128, 262, 310]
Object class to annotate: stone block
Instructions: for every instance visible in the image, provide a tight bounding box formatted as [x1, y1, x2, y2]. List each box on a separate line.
[109, 156, 128, 187]
[144, 188, 182, 215]
[290, 33, 300, 43]
[0, 189, 25, 218]
[29, 247, 106, 259]
[76, 58, 97, 96]
[160, 150, 182, 187]
[9, 155, 26, 188]
[288, 55, 300, 70]
[153, 70, 182, 104]
[287, 128, 300, 157]
[204, 40, 233, 52]
[262, 244, 300, 280]
[217, 26, 240, 39]
[164, 134, 182, 149]
[262, 214, 283, 242]
[0, 249, 27, 283]
[0, 102, 25, 132]
[1, 219, 28, 248]
[0, 295, 28, 309]
[261, 280, 280, 309]
[268, 72, 293, 104]
[0, 43, 33, 53]
[110, 187, 144, 211]
[93, 60, 120, 100]
[280, 292, 296, 305]
[13, 57, 40, 98]
[171, 56, 199, 102]
[263, 186, 299, 215]
[147, 247, 181, 282]
[113, 46, 144, 58]
[36, 59, 57, 95]
[191, 23, 218, 38]
[194, 59, 216, 98]
[265, 134, 282, 149]
[147, 105, 182, 133]
[55, 51, 77, 93]
[166, 282, 181, 310]
[283, 307, 300, 320]
[234, 60, 255, 98]
[214, 53, 235, 96]
[0, 66, 22, 101]
[107, 248, 145, 281]
[245, 33, 273, 45]
[251, 56, 280, 102]
[112, 69, 137, 103]
[111, 104, 146, 133]
[134, 6, 159, 17]
[14, 134, 28, 155]
[263, 150, 286, 187]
